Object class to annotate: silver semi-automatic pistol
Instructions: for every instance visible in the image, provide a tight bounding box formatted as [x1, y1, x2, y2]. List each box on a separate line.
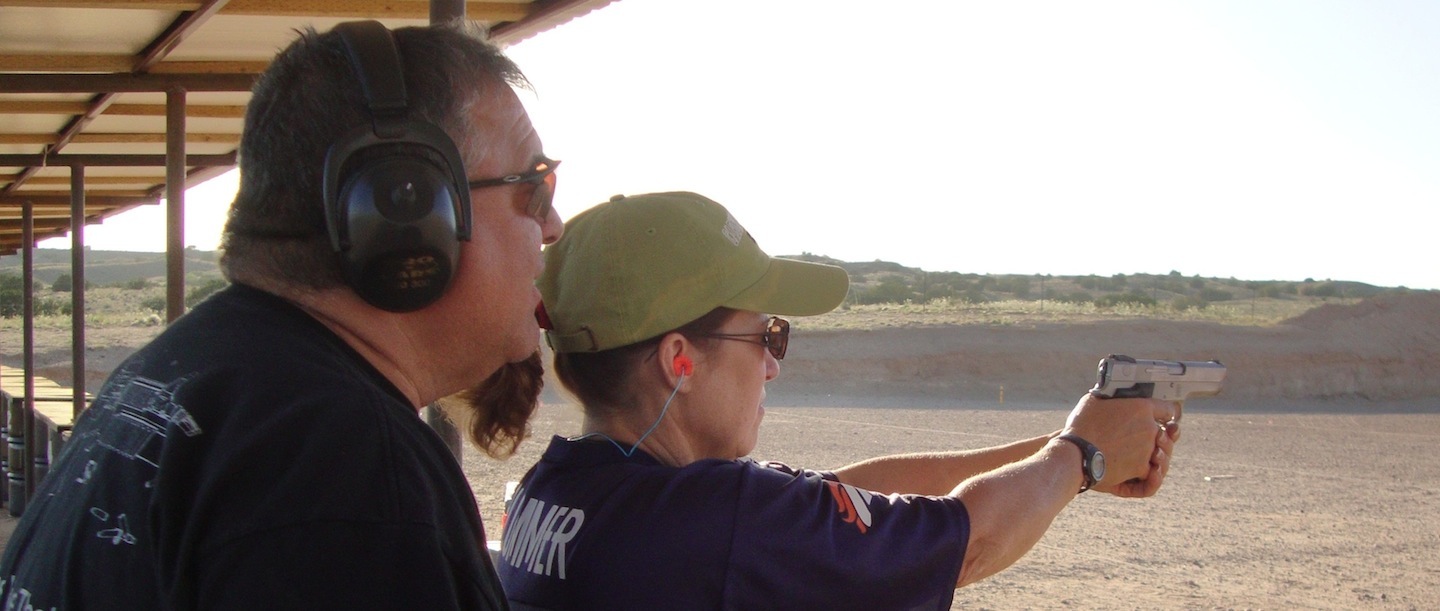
[1089, 354, 1226, 401]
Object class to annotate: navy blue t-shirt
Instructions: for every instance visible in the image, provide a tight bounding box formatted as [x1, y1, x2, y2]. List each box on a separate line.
[498, 436, 969, 610]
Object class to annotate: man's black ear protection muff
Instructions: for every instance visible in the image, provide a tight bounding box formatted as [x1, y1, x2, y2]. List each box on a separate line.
[322, 20, 473, 313]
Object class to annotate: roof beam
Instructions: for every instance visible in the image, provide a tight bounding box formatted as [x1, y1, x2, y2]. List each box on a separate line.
[8, 91, 121, 195]
[0, 101, 95, 114]
[0, 226, 102, 240]
[0, 2, 193, 8]
[0, 72, 258, 93]
[107, 103, 248, 118]
[3, 189, 152, 199]
[0, 133, 241, 145]
[0, 200, 148, 213]
[150, 60, 268, 74]
[0, 54, 267, 74]
[492, 0, 614, 45]
[0, 213, 101, 222]
[0, 225, 79, 237]
[227, 0, 530, 20]
[7, 176, 167, 186]
[0, 1, 532, 20]
[0, 153, 236, 167]
[0, 1, 232, 199]
[0, 133, 239, 146]
[136, 0, 232, 72]
[0, 101, 248, 118]
[154, 163, 233, 198]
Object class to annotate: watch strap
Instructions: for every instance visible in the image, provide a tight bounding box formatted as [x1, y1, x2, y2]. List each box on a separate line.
[1057, 433, 1101, 493]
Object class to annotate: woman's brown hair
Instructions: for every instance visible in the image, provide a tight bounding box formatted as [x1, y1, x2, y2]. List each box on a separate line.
[552, 307, 735, 417]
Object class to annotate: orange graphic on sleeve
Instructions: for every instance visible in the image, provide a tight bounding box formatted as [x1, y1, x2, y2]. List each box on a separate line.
[825, 480, 874, 534]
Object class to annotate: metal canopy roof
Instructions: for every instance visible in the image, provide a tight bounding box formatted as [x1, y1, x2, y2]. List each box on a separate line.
[0, 0, 614, 255]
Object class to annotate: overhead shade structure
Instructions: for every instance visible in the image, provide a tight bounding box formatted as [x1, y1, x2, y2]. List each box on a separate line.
[0, 0, 618, 255]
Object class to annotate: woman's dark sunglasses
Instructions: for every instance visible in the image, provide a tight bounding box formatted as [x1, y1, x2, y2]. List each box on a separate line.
[701, 317, 790, 360]
[467, 156, 560, 220]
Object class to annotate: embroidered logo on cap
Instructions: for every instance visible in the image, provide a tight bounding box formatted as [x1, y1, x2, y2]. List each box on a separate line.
[721, 212, 744, 246]
[825, 480, 874, 534]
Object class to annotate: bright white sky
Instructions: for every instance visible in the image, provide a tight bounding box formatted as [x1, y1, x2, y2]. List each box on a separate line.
[42, 0, 1440, 290]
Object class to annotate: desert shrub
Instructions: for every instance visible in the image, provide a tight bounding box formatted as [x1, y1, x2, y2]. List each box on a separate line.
[141, 295, 167, 313]
[0, 273, 21, 318]
[35, 298, 65, 317]
[959, 287, 988, 304]
[939, 276, 973, 293]
[922, 284, 954, 301]
[186, 278, 229, 307]
[53, 273, 72, 292]
[1055, 290, 1094, 304]
[1301, 282, 1339, 298]
[856, 277, 915, 305]
[1199, 287, 1234, 302]
[1095, 292, 1156, 308]
[1078, 274, 1128, 291]
[993, 276, 1031, 298]
[1172, 295, 1209, 311]
[123, 277, 151, 290]
[1254, 283, 1289, 298]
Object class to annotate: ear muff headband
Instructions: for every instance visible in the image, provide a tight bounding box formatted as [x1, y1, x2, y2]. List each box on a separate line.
[322, 20, 473, 312]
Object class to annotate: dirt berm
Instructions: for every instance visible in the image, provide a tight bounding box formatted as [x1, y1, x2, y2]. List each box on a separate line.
[768, 291, 1440, 407]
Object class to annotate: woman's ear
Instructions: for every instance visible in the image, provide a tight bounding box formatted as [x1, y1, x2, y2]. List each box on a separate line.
[656, 333, 694, 390]
[672, 354, 694, 377]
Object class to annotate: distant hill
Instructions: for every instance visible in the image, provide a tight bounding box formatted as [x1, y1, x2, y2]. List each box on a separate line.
[782, 252, 1403, 306]
[0, 248, 221, 287]
[0, 248, 1414, 307]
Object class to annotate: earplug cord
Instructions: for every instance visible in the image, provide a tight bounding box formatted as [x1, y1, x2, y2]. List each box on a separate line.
[569, 372, 685, 458]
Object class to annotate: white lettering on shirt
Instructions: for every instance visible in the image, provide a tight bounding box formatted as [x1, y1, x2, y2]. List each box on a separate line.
[500, 486, 585, 580]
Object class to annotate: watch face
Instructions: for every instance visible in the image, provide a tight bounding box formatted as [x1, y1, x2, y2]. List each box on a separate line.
[1091, 451, 1106, 482]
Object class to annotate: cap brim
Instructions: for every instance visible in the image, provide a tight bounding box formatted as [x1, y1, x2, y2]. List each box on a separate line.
[722, 257, 849, 316]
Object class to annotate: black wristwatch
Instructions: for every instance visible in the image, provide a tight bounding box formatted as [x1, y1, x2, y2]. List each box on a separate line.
[1057, 433, 1105, 493]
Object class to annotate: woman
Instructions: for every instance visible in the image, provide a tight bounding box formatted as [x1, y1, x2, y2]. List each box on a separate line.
[497, 192, 1179, 610]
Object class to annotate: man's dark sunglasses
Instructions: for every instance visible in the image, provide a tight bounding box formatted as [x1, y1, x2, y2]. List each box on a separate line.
[467, 156, 560, 220]
[701, 317, 790, 360]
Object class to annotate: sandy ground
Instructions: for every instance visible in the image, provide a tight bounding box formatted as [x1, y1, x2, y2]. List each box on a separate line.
[4, 291, 1439, 608]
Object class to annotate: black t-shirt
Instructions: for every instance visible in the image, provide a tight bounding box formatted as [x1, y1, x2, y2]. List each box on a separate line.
[0, 284, 507, 610]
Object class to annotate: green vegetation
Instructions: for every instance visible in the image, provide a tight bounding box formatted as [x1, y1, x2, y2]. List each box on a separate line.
[0, 250, 1423, 331]
[802, 297, 1342, 331]
[0, 273, 21, 318]
[0, 248, 221, 287]
[812, 258, 1397, 312]
[785, 254, 1412, 330]
[185, 278, 229, 308]
[0, 273, 72, 319]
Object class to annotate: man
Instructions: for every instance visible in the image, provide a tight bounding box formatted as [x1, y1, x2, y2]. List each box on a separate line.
[0, 21, 559, 610]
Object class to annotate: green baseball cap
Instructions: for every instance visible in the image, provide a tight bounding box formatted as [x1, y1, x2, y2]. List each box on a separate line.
[539, 191, 850, 353]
